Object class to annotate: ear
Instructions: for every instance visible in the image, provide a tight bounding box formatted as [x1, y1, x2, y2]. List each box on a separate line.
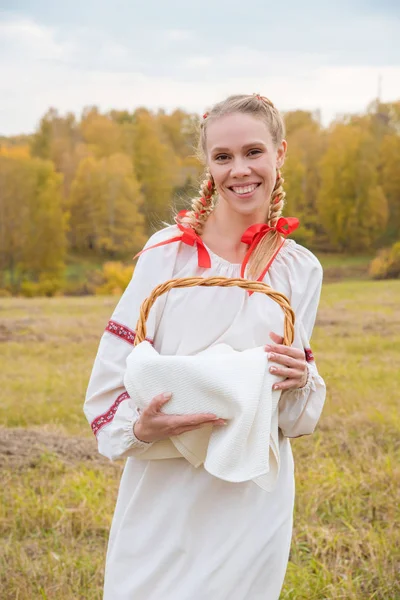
[276, 139, 287, 169]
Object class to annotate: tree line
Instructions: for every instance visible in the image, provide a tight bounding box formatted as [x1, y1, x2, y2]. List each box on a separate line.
[0, 100, 399, 293]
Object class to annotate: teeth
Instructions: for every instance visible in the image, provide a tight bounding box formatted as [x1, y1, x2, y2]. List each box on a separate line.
[231, 184, 258, 195]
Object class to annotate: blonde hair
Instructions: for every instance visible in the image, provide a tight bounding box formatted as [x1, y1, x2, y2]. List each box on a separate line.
[176, 94, 287, 280]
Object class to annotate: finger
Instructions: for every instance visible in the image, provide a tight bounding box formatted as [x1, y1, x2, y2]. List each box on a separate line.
[267, 352, 305, 369]
[172, 421, 226, 436]
[265, 343, 302, 358]
[269, 331, 284, 345]
[273, 378, 304, 391]
[150, 392, 172, 412]
[168, 414, 220, 428]
[270, 366, 305, 379]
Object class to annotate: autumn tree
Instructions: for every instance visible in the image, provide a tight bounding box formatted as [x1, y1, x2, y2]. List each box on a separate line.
[31, 108, 84, 198]
[131, 109, 179, 231]
[80, 107, 123, 158]
[0, 153, 67, 289]
[317, 124, 388, 252]
[380, 133, 400, 242]
[68, 153, 146, 256]
[283, 111, 326, 247]
[157, 109, 199, 159]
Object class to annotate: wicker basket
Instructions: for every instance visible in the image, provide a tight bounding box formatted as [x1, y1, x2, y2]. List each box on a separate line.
[134, 276, 295, 347]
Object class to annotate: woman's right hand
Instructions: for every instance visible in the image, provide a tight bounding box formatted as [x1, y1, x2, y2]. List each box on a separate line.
[133, 392, 226, 443]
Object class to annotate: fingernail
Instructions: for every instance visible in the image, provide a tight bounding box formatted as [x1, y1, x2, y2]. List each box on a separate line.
[265, 344, 272, 350]
[163, 392, 172, 399]
[268, 353, 275, 359]
[273, 384, 280, 390]
[270, 366, 276, 373]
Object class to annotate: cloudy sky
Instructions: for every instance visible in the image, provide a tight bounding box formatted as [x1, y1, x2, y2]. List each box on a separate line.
[0, 0, 399, 135]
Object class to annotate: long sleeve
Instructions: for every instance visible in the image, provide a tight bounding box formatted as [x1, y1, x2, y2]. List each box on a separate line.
[83, 227, 179, 460]
[277, 245, 326, 438]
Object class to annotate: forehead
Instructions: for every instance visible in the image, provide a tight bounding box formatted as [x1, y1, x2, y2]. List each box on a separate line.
[206, 112, 274, 153]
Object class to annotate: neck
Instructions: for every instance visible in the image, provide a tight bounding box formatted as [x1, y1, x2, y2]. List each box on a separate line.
[203, 199, 268, 247]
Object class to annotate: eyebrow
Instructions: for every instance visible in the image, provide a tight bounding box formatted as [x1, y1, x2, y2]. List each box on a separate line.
[210, 141, 267, 154]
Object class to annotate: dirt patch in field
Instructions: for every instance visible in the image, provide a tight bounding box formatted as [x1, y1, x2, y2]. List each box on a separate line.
[322, 265, 370, 282]
[315, 309, 400, 337]
[0, 319, 48, 343]
[0, 427, 117, 470]
[0, 316, 103, 344]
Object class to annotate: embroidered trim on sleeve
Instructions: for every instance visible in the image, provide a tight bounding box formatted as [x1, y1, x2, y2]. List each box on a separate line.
[91, 391, 130, 436]
[105, 320, 153, 346]
[304, 348, 315, 363]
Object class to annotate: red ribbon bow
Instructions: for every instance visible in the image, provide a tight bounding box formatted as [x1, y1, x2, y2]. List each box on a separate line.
[134, 211, 211, 269]
[240, 217, 299, 279]
[176, 223, 211, 268]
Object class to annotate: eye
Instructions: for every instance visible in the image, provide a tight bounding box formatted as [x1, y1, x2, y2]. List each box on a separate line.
[248, 149, 263, 157]
[214, 154, 230, 162]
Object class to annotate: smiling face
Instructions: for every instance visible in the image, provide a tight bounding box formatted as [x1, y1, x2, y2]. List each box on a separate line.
[205, 112, 287, 222]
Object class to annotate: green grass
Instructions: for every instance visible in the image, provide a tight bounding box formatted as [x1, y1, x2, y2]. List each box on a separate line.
[316, 253, 374, 282]
[0, 280, 399, 599]
[316, 253, 373, 269]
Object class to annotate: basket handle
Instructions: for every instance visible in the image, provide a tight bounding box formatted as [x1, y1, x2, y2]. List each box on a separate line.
[134, 276, 295, 347]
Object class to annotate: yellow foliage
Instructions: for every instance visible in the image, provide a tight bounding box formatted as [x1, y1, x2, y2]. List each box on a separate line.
[133, 110, 179, 228]
[95, 261, 134, 295]
[68, 153, 146, 255]
[318, 124, 388, 251]
[20, 277, 64, 297]
[81, 109, 122, 158]
[0, 154, 67, 289]
[0, 145, 30, 158]
[369, 241, 400, 279]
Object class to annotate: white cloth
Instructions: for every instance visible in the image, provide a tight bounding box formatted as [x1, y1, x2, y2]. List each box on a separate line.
[84, 224, 327, 600]
[124, 341, 281, 490]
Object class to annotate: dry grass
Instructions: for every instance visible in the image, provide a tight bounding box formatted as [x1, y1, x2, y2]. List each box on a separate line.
[0, 281, 399, 599]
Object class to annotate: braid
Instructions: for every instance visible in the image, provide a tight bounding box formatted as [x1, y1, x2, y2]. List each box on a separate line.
[247, 169, 286, 280]
[268, 169, 285, 226]
[176, 172, 215, 234]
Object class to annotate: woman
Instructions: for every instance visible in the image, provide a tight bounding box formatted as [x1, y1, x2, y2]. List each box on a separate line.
[84, 94, 326, 599]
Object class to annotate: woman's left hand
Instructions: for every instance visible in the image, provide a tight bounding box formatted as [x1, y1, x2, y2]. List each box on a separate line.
[265, 331, 308, 391]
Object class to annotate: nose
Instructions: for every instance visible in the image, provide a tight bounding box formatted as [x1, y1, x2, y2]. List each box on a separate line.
[230, 157, 251, 178]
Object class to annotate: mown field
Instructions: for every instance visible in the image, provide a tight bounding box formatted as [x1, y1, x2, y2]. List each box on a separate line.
[0, 279, 399, 599]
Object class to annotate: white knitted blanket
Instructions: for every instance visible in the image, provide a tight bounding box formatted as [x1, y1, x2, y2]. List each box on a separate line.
[124, 341, 281, 492]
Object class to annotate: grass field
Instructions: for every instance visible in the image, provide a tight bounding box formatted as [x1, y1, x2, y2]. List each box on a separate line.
[0, 280, 399, 599]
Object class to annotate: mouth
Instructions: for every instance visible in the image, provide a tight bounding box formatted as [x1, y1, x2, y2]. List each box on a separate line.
[229, 183, 261, 197]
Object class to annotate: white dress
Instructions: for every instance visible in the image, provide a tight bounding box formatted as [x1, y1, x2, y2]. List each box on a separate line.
[84, 225, 326, 600]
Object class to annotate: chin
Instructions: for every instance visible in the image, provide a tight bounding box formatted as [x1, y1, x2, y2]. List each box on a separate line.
[219, 190, 269, 220]
[233, 198, 268, 217]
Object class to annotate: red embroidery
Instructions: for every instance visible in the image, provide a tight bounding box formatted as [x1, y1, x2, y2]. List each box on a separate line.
[304, 348, 314, 363]
[106, 320, 136, 345]
[105, 320, 153, 346]
[91, 391, 130, 436]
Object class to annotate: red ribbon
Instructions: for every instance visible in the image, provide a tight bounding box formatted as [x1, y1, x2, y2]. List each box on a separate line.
[134, 213, 211, 269]
[240, 217, 299, 279]
[135, 213, 299, 289]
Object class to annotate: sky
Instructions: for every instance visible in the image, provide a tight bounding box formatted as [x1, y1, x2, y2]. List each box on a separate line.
[0, 0, 399, 136]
